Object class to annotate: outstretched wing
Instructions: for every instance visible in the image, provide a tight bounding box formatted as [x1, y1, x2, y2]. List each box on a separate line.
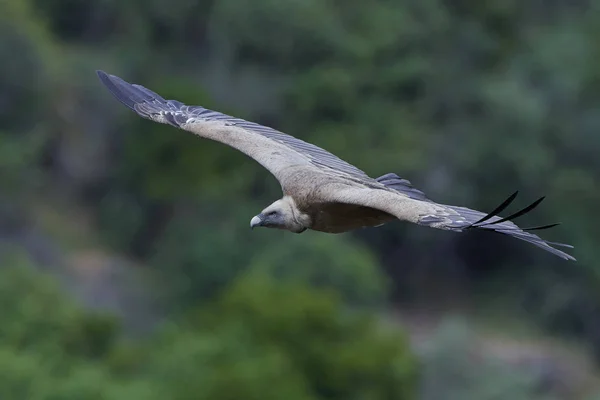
[321, 185, 575, 261]
[96, 71, 374, 188]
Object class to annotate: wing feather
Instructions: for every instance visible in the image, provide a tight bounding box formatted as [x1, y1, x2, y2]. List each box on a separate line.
[97, 71, 373, 187]
[320, 185, 575, 261]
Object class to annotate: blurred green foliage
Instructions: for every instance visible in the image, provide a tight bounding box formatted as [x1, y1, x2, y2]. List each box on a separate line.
[419, 318, 556, 400]
[0, 254, 416, 399]
[419, 318, 565, 400]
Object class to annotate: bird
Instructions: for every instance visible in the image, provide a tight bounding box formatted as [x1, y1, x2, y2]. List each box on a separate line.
[96, 70, 575, 261]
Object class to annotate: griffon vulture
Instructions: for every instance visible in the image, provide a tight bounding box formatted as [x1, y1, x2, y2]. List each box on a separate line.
[96, 71, 575, 261]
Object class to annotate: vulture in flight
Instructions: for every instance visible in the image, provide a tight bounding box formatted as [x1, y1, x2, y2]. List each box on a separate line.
[96, 71, 575, 261]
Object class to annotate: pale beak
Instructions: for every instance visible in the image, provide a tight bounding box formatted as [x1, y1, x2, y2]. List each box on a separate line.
[250, 215, 263, 229]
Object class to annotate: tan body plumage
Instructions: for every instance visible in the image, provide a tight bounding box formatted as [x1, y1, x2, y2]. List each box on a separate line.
[96, 71, 575, 261]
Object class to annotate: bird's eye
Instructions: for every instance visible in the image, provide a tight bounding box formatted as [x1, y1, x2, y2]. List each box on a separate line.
[267, 211, 277, 216]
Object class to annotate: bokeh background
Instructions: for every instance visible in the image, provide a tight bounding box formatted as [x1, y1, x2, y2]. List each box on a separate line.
[1, 0, 599, 398]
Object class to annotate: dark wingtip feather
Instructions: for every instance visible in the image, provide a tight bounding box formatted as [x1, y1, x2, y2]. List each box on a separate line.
[522, 223, 560, 231]
[470, 191, 519, 226]
[476, 196, 546, 228]
[445, 193, 575, 261]
[96, 70, 138, 110]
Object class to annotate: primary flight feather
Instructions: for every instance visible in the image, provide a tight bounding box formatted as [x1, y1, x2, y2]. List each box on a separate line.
[96, 71, 575, 261]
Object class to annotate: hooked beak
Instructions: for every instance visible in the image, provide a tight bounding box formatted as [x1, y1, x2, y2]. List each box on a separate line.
[250, 215, 263, 229]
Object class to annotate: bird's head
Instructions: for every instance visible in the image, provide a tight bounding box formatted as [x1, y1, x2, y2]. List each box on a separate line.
[250, 197, 308, 233]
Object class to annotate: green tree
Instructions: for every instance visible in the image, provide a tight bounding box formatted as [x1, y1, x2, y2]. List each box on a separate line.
[182, 273, 418, 400]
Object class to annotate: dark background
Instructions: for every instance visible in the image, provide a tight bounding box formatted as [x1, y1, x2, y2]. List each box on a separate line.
[1, 0, 599, 398]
